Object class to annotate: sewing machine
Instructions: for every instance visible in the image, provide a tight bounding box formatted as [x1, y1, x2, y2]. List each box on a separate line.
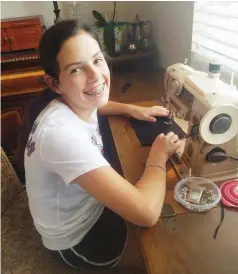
[163, 60, 238, 182]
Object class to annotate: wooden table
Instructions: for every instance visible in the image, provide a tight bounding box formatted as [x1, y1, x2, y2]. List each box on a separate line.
[108, 100, 238, 274]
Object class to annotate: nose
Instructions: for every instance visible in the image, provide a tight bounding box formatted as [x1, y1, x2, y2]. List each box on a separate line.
[87, 64, 100, 83]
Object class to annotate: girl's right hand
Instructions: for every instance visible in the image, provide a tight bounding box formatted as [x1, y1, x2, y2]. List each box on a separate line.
[147, 132, 181, 165]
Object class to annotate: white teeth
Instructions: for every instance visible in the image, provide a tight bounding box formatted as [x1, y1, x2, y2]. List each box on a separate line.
[84, 84, 104, 96]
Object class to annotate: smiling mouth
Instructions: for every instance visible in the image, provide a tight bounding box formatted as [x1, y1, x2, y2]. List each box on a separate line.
[84, 83, 105, 97]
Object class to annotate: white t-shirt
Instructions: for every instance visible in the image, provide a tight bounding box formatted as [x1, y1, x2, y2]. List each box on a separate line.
[24, 99, 110, 251]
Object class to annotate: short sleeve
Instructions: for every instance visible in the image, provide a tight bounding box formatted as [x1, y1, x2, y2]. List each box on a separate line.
[40, 124, 110, 184]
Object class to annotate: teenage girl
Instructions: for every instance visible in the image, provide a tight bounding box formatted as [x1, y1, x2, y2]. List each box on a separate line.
[23, 20, 181, 270]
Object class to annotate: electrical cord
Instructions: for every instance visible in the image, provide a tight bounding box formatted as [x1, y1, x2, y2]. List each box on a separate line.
[228, 156, 238, 161]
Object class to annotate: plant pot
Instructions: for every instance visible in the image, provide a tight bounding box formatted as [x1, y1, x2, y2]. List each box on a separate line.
[95, 23, 126, 57]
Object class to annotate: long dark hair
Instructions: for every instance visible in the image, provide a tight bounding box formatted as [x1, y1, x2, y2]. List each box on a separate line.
[16, 20, 101, 180]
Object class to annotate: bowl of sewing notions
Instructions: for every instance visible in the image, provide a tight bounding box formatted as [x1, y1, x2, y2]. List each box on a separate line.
[174, 177, 221, 212]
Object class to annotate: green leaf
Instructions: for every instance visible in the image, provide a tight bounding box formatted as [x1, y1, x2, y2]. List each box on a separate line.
[103, 23, 116, 56]
[92, 10, 107, 26]
[93, 21, 104, 27]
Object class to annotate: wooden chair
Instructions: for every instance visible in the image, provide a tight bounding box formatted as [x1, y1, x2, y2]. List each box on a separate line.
[1, 108, 24, 181]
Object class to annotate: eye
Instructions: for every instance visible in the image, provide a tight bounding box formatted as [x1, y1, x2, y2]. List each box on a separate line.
[70, 67, 83, 74]
[94, 58, 103, 65]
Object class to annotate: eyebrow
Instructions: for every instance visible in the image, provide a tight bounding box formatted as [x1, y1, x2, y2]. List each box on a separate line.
[64, 51, 102, 70]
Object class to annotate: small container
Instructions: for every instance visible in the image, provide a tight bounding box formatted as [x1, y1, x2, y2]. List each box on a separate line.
[208, 60, 221, 78]
[174, 177, 221, 212]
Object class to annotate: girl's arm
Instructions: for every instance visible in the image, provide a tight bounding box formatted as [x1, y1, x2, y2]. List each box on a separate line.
[98, 101, 133, 116]
[98, 101, 169, 122]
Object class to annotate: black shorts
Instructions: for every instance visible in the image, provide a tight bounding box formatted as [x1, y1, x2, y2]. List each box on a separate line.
[49, 208, 128, 270]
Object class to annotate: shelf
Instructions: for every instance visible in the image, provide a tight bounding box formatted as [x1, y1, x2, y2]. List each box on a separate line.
[106, 50, 156, 63]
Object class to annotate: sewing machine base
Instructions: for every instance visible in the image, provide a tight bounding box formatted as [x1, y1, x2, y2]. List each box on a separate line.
[170, 156, 238, 182]
[170, 156, 190, 180]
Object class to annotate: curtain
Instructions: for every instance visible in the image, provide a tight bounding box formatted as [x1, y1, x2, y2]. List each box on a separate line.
[191, 1, 238, 88]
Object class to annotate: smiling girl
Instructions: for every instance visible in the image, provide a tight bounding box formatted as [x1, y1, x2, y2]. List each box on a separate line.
[23, 20, 181, 270]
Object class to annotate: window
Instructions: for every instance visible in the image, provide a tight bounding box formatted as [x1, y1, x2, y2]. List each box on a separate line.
[191, 1, 238, 88]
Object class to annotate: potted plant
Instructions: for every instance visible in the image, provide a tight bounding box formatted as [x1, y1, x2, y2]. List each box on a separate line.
[92, 4, 126, 57]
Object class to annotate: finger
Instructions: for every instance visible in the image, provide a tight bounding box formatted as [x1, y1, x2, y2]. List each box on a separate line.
[158, 108, 170, 116]
[170, 134, 179, 143]
[152, 106, 169, 116]
[155, 106, 169, 111]
[165, 131, 175, 140]
[159, 111, 169, 116]
[174, 140, 181, 149]
[145, 116, 156, 123]
[152, 105, 168, 110]
[158, 133, 165, 138]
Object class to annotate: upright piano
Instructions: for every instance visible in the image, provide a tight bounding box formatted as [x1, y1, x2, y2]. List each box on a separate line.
[1, 16, 47, 181]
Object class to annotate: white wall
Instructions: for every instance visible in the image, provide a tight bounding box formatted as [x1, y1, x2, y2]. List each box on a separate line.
[64, 1, 194, 69]
[1, 1, 194, 70]
[141, 1, 194, 69]
[1, 1, 148, 28]
[1, 1, 58, 28]
[61, 1, 148, 24]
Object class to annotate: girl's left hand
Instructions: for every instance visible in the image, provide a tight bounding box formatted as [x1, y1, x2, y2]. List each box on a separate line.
[130, 105, 169, 123]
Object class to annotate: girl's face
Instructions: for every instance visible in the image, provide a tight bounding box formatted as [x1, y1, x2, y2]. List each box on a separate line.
[57, 31, 110, 110]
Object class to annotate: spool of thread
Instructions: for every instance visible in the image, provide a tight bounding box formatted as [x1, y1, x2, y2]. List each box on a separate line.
[208, 60, 221, 78]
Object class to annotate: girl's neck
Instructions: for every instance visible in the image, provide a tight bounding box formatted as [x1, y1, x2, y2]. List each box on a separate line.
[59, 97, 95, 123]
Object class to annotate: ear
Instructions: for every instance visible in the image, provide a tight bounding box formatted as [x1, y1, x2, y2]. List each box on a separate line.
[43, 75, 62, 94]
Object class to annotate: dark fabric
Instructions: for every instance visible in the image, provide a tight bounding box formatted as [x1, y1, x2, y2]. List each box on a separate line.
[50, 207, 128, 270]
[130, 117, 187, 146]
[98, 114, 123, 175]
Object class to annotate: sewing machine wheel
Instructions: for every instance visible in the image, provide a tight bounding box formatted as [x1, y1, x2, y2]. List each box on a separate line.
[209, 114, 231, 134]
[199, 105, 238, 145]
